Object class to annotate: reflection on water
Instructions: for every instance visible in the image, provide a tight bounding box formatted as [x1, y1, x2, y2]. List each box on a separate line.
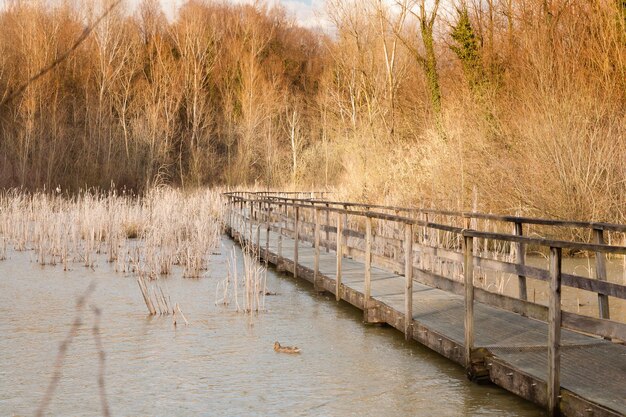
[0, 237, 543, 416]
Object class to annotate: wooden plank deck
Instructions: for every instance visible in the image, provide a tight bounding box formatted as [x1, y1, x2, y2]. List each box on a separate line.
[228, 223, 626, 417]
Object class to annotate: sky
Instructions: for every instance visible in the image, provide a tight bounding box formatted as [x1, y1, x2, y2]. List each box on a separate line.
[0, 0, 328, 29]
[157, 0, 327, 28]
[0, 0, 454, 32]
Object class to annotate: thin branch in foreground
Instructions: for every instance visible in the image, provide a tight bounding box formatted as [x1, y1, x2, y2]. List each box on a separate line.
[35, 281, 96, 417]
[91, 305, 111, 417]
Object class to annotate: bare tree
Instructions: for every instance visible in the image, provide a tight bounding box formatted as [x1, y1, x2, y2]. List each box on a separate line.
[394, 0, 443, 129]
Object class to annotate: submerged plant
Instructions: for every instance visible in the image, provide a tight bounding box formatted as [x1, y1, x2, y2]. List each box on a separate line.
[216, 246, 267, 314]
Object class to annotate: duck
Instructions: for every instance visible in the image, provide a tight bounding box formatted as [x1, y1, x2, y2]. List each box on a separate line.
[274, 341, 300, 354]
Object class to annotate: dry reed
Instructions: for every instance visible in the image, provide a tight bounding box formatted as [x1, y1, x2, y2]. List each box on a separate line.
[215, 246, 267, 313]
[0, 187, 225, 315]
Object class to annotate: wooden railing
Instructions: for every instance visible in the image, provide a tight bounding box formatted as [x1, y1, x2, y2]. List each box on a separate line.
[224, 191, 626, 416]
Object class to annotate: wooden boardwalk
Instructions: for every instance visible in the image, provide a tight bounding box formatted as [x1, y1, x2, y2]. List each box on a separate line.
[225, 193, 626, 417]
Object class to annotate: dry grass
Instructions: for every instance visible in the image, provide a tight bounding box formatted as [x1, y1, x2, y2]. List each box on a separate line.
[0, 187, 223, 273]
[0, 187, 225, 314]
[215, 245, 267, 314]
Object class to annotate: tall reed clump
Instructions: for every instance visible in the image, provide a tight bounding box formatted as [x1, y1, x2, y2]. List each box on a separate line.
[0, 187, 225, 314]
[118, 187, 224, 279]
[215, 246, 267, 313]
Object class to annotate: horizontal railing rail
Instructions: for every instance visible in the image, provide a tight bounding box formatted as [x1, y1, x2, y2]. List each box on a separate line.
[224, 191, 626, 233]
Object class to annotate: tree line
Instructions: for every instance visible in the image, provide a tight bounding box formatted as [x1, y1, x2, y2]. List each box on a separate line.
[0, 0, 624, 222]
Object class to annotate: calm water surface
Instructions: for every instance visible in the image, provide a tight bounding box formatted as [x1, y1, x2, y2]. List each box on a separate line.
[0, 237, 544, 416]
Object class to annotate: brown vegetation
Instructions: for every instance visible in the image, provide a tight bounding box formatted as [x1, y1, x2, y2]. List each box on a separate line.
[0, 187, 224, 275]
[0, 0, 624, 222]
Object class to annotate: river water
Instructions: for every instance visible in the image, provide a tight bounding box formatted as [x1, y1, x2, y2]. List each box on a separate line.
[0, 236, 544, 416]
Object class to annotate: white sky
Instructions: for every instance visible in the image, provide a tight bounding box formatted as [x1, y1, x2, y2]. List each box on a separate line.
[0, 0, 452, 32]
[158, 0, 327, 28]
[0, 0, 327, 28]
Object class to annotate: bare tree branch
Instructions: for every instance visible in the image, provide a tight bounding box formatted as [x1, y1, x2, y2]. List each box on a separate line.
[91, 305, 111, 417]
[35, 282, 96, 417]
[0, 0, 122, 108]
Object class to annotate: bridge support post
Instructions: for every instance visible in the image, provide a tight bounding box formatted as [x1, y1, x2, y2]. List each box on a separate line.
[515, 222, 528, 301]
[343, 205, 348, 239]
[593, 228, 610, 321]
[404, 222, 413, 340]
[265, 207, 270, 265]
[314, 208, 323, 292]
[237, 200, 241, 239]
[294, 206, 299, 279]
[227, 196, 232, 231]
[464, 234, 475, 373]
[256, 222, 261, 257]
[248, 201, 253, 244]
[336, 212, 343, 301]
[364, 216, 372, 306]
[325, 204, 330, 253]
[227, 196, 232, 232]
[548, 246, 562, 417]
[277, 205, 284, 271]
[364, 215, 384, 324]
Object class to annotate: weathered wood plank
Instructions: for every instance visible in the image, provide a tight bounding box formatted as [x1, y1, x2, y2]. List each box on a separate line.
[466, 230, 626, 255]
[548, 247, 562, 416]
[227, 192, 626, 233]
[365, 216, 372, 305]
[314, 208, 321, 290]
[405, 223, 413, 340]
[325, 204, 330, 253]
[515, 222, 528, 301]
[294, 206, 299, 279]
[464, 235, 475, 370]
[561, 312, 626, 341]
[472, 256, 626, 300]
[336, 213, 343, 301]
[593, 228, 610, 320]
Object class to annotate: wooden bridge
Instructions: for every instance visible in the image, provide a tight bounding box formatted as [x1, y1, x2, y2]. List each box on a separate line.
[223, 191, 626, 417]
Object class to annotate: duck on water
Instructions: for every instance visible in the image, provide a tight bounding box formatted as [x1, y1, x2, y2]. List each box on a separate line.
[274, 341, 300, 354]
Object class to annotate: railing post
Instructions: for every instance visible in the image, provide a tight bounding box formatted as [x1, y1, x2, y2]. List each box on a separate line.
[227, 196, 232, 230]
[237, 200, 243, 240]
[277, 204, 283, 262]
[325, 203, 330, 253]
[256, 221, 261, 256]
[248, 200, 253, 243]
[265, 207, 270, 264]
[343, 204, 348, 247]
[232, 197, 236, 230]
[284, 200, 288, 220]
[593, 228, 610, 320]
[424, 212, 430, 269]
[548, 246, 562, 417]
[464, 234, 474, 370]
[314, 208, 321, 290]
[364, 215, 372, 307]
[294, 206, 299, 279]
[393, 209, 400, 263]
[404, 222, 413, 340]
[336, 212, 343, 301]
[515, 222, 528, 301]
